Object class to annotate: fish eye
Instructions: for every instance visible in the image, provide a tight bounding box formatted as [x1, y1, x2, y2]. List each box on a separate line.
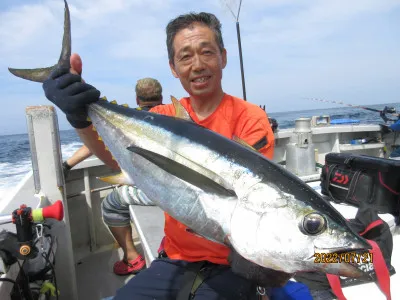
[302, 213, 326, 235]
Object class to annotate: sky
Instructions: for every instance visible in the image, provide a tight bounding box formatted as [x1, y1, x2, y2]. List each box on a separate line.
[0, 0, 399, 135]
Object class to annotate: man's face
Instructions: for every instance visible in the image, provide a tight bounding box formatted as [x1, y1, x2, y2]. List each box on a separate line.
[169, 23, 227, 99]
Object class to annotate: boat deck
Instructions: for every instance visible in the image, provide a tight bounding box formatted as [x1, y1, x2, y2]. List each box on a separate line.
[75, 246, 138, 300]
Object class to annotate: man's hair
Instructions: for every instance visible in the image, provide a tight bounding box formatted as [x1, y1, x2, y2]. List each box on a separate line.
[135, 78, 163, 102]
[166, 12, 224, 63]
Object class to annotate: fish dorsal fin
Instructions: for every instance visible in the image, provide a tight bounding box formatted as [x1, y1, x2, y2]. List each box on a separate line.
[97, 172, 131, 185]
[126, 145, 236, 197]
[232, 135, 256, 151]
[171, 96, 193, 122]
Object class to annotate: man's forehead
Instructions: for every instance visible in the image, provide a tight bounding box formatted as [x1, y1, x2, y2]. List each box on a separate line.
[173, 24, 217, 50]
[177, 41, 215, 52]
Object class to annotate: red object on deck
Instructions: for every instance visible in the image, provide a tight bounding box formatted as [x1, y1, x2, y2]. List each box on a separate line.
[42, 200, 64, 221]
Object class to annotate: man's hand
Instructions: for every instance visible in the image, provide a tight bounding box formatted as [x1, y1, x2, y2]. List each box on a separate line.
[42, 53, 100, 129]
[228, 247, 293, 288]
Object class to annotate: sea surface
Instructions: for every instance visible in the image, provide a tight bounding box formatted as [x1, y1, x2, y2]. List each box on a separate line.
[0, 102, 398, 203]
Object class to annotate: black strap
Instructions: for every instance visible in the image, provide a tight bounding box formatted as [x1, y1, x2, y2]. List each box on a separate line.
[176, 261, 208, 300]
[252, 136, 268, 150]
[346, 170, 361, 203]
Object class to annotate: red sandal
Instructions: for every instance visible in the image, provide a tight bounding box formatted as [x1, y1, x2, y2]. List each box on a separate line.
[113, 255, 146, 275]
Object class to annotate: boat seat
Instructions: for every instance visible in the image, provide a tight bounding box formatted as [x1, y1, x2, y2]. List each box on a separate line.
[129, 205, 165, 267]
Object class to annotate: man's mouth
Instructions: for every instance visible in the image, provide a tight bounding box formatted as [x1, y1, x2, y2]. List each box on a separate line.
[192, 76, 211, 83]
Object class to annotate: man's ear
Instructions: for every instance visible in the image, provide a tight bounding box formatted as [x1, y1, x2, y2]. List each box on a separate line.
[221, 48, 227, 69]
[169, 60, 179, 78]
[136, 96, 139, 106]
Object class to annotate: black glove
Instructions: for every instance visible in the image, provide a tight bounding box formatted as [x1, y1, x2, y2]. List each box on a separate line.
[62, 161, 72, 179]
[228, 247, 293, 288]
[42, 66, 101, 129]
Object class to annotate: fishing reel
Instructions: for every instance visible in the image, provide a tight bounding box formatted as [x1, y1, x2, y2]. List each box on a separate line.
[380, 106, 398, 123]
[0, 201, 64, 262]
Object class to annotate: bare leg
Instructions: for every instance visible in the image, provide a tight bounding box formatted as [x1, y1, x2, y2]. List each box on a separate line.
[102, 186, 147, 274]
[110, 225, 140, 261]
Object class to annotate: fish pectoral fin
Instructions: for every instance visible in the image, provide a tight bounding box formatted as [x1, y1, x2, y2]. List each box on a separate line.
[97, 172, 131, 185]
[8, 66, 57, 83]
[232, 136, 257, 151]
[171, 96, 194, 122]
[126, 146, 236, 197]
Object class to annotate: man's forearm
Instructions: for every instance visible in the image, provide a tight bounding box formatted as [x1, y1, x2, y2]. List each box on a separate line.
[76, 125, 120, 170]
[66, 145, 92, 167]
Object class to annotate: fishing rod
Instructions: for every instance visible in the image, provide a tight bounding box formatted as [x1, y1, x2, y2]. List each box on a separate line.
[223, 0, 247, 101]
[307, 97, 399, 123]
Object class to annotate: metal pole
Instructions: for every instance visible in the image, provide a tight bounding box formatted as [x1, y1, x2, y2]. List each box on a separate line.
[66, 184, 118, 198]
[236, 21, 247, 101]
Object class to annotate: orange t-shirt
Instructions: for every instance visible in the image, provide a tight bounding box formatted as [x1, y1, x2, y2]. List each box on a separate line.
[150, 93, 275, 265]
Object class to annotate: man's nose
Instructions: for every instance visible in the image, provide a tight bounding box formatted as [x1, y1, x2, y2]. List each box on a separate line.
[192, 54, 205, 71]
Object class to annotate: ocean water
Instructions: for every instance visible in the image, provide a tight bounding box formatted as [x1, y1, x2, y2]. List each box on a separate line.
[0, 102, 398, 203]
[0, 130, 84, 203]
[267, 103, 400, 130]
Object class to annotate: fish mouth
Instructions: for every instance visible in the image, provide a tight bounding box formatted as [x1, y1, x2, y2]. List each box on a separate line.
[314, 232, 372, 254]
[315, 245, 371, 254]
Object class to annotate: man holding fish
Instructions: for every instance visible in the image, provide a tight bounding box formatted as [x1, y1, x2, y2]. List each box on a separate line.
[42, 9, 276, 300]
[9, 0, 372, 299]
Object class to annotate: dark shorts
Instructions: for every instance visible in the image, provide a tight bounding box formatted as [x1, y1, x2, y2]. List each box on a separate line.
[113, 258, 257, 300]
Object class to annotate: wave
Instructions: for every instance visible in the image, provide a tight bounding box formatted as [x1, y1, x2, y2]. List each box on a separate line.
[0, 140, 83, 203]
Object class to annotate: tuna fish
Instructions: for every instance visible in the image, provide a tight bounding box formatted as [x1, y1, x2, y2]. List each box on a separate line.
[9, 0, 371, 285]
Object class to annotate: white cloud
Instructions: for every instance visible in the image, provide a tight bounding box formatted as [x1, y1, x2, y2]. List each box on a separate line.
[0, 3, 55, 55]
[109, 28, 167, 59]
[243, 0, 400, 46]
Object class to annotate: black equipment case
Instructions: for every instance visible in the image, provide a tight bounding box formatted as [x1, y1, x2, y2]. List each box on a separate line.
[320, 153, 400, 217]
